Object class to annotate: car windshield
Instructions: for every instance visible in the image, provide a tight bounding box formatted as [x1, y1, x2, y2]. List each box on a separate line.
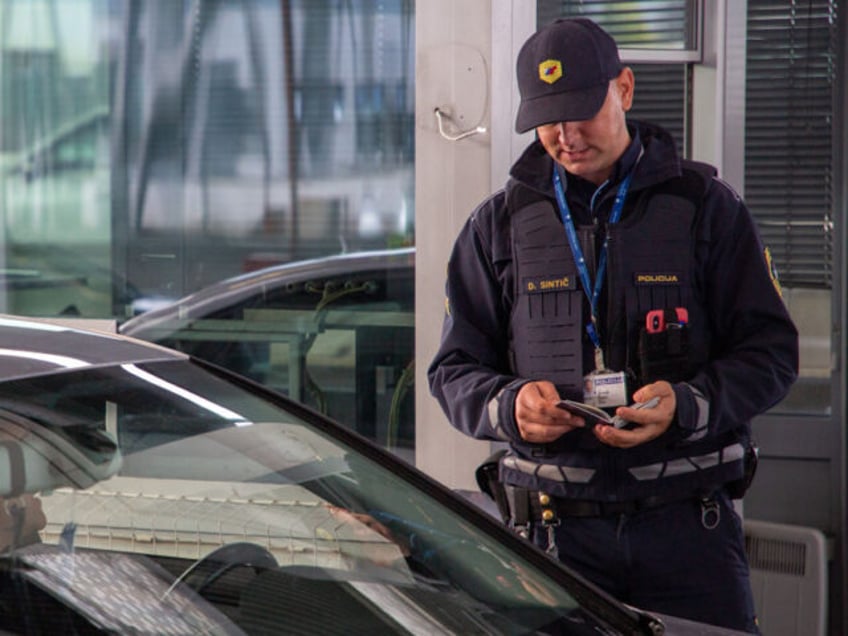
[0, 357, 644, 635]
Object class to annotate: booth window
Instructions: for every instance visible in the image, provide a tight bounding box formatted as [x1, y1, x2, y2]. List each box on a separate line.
[744, 0, 838, 414]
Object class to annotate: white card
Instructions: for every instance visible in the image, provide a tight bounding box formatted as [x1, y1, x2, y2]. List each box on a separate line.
[583, 371, 628, 408]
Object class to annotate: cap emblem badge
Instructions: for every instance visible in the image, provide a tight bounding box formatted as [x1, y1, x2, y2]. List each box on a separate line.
[538, 59, 562, 84]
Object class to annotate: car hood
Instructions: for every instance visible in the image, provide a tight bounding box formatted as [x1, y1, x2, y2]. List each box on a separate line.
[0, 315, 183, 382]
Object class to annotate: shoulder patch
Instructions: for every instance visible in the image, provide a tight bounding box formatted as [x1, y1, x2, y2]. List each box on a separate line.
[764, 247, 783, 297]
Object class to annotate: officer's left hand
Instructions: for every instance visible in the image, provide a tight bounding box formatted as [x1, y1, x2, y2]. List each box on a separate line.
[592, 381, 676, 448]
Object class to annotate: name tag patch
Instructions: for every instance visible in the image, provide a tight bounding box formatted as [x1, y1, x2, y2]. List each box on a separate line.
[634, 272, 681, 286]
[523, 275, 576, 294]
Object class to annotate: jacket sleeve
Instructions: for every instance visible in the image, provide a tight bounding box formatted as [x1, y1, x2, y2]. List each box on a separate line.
[427, 192, 525, 443]
[673, 177, 799, 439]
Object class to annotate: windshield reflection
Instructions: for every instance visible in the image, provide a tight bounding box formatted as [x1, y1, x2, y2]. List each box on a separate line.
[0, 359, 610, 635]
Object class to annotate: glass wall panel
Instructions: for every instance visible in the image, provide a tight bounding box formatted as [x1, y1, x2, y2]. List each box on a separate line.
[0, 0, 415, 320]
[0, 0, 113, 317]
[114, 0, 415, 314]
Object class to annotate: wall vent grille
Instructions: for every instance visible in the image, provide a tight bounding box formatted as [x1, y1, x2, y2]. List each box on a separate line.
[744, 520, 827, 636]
[746, 535, 807, 576]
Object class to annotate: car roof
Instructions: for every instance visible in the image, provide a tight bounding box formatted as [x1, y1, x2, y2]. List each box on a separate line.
[120, 247, 414, 336]
[0, 315, 186, 382]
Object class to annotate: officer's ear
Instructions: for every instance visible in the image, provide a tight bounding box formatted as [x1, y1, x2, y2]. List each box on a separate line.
[615, 67, 635, 112]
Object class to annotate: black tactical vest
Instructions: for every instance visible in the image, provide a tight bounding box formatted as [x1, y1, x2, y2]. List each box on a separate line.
[508, 161, 716, 400]
[500, 162, 748, 501]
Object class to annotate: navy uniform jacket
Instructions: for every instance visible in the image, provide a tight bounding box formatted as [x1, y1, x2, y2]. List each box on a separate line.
[427, 121, 799, 502]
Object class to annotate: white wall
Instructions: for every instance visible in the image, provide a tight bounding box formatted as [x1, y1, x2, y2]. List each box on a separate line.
[692, 0, 747, 187]
[414, 0, 496, 489]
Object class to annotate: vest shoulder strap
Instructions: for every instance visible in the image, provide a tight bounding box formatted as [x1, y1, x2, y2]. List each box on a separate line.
[659, 159, 717, 204]
[507, 159, 716, 214]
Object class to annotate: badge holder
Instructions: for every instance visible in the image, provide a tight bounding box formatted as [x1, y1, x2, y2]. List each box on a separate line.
[583, 343, 628, 408]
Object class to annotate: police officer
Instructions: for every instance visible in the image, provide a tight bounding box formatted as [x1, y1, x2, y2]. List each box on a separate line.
[428, 17, 798, 633]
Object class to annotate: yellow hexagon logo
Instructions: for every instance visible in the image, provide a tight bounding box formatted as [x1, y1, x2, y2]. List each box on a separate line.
[539, 59, 562, 84]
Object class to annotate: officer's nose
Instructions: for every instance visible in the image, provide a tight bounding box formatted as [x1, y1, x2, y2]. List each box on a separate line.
[556, 122, 581, 147]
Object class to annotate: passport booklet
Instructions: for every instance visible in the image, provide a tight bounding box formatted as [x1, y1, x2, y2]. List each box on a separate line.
[557, 397, 659, 428]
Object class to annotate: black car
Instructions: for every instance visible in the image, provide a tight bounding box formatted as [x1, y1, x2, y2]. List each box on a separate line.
[120, 248, 416, 460]
[0, 316, 745, 635]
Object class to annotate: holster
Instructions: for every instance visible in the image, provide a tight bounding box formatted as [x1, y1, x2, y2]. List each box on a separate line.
[726, 441, 759, 499]
[474, 449, 510, 523]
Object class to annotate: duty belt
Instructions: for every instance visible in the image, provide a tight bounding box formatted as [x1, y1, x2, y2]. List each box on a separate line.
[501, 441, 746, 483]
[512, 488, 726, 552]
[528, 491, 694, 519]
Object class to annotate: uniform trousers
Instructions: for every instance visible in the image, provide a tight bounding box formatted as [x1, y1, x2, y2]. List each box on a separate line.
[532, 490, 758, 633]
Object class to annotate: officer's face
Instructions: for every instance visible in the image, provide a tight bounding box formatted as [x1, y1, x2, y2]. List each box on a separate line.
[537, 68, 634, 186]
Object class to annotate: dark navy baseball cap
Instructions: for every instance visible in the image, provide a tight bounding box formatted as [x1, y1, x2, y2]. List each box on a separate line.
[515, 18, 623, 133]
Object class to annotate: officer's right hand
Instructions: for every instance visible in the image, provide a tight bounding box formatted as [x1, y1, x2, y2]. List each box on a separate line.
[515, 380, 584, 443]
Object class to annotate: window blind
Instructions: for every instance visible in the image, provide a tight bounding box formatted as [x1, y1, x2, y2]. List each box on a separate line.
[745, 0, 837, 289]
[628, 63, 687, 158]
[537, 0, 699, 50]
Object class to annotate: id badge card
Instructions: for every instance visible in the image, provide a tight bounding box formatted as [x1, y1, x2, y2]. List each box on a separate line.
[583, 370, 628, 408]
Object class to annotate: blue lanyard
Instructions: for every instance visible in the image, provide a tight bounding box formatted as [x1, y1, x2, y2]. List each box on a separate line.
[552, 166, 634, 361]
